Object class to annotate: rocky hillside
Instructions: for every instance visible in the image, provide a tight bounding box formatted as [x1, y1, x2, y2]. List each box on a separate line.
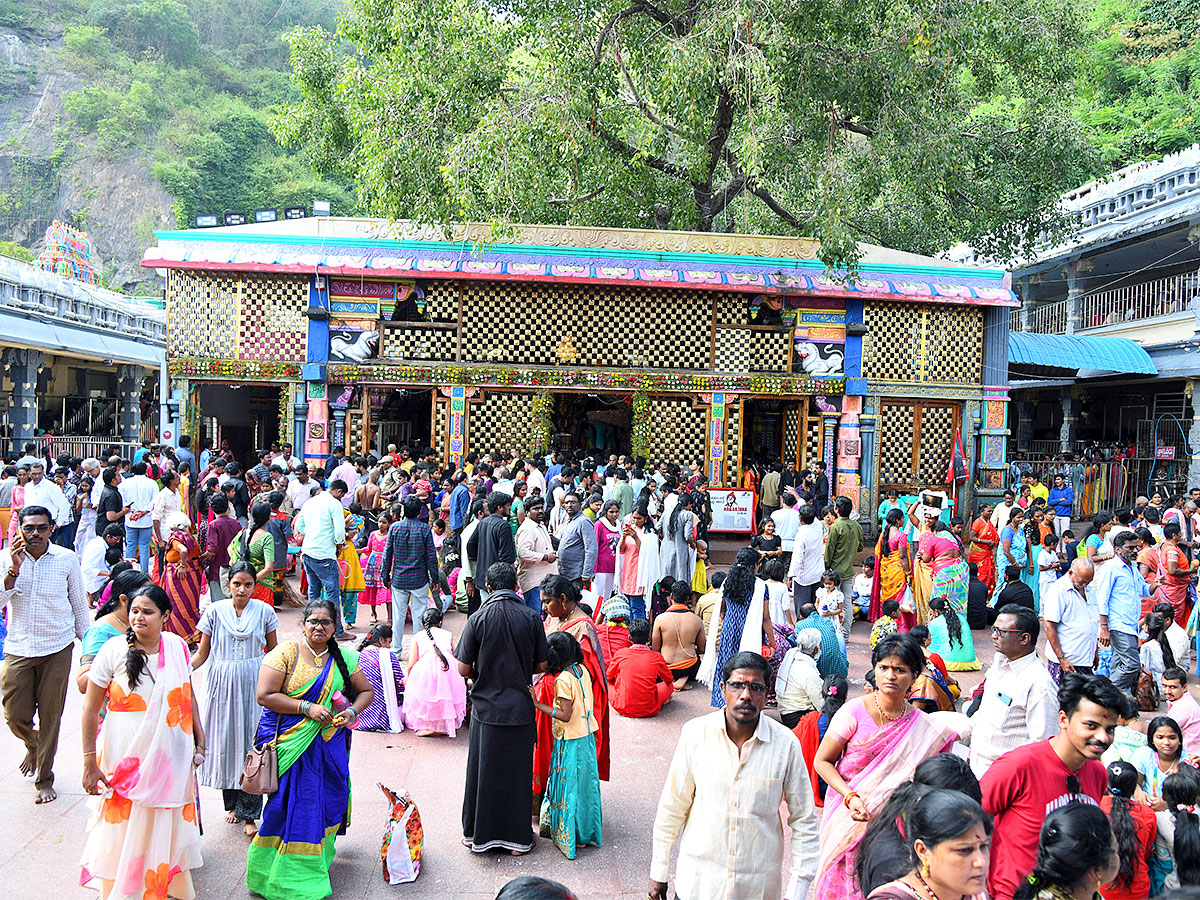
[0, 0, 354, 292]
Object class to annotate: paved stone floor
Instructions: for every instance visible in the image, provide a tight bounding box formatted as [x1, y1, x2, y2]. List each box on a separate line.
[0, 597, 996, 900]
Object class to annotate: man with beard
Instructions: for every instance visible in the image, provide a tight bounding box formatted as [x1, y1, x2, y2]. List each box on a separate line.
[981, 672, 1125, 900]
[648, 651, 817, 900]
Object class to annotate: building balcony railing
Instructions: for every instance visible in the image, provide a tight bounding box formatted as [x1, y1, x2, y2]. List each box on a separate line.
[1078, 270, 1199, 330]
[1013, 270, 1200, 335]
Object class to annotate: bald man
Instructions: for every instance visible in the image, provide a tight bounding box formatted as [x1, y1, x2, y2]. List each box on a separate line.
[1039, 557, 1097, 683]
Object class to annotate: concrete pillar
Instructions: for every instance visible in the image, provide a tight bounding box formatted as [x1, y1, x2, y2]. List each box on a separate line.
[4, 348, 43, 455]
[1060, 388, 1077, 453]
[1063, 259, 1092, 334]
[1017, 400, 1035, 452]
[1189, 380, 1200, 487]
[117, 365, 144, 443]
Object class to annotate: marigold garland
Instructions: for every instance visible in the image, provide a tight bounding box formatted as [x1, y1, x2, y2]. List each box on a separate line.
[528, 392, 554, 457]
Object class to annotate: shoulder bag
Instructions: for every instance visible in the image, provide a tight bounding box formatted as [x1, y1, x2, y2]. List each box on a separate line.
[241, 642, 297, 794]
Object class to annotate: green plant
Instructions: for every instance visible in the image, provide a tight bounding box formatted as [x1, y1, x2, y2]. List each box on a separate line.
[0, 241, 34, 263]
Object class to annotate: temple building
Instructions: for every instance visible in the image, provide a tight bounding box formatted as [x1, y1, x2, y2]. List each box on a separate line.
[145, 218, 1016, 525]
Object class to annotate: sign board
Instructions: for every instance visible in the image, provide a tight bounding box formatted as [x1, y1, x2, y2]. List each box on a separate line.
[1156, 446, 1176, 460]
[709, 489, 757, 534]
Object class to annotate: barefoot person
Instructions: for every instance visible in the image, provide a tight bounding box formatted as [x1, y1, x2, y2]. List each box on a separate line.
[652, 580, 706, 690]
[0, 505, 89, 803]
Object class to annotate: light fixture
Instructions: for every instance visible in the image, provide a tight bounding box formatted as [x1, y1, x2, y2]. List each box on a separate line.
[254, 209, 278, 223]
[194, 214, 218, 228]
[846, 323, 869, 337]
[224, 213, 247, 226]
[312, 200, 331, 217]
[305, 305, 330, 321]
[284, 207, 306, 220]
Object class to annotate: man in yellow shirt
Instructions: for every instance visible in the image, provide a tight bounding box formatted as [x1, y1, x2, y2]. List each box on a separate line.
[1028, 474, 1049, 504]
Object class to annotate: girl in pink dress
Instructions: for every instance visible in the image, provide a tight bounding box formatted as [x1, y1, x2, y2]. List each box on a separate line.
[403, 607, 467, 737]
[358, 513, 391, 625]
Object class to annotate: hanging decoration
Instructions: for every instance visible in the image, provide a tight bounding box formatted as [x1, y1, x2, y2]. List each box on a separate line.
[631, 390, 652, 460]
[528, 391, 553, 457]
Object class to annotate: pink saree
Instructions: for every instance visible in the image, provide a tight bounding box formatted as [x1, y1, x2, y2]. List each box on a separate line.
[814, 704, 955, 900]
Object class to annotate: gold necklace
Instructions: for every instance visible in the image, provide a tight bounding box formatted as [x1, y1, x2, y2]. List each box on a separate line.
[914, 869, 957, 900]
[875, 692, 906, 723]
[304, 636, 329, 666]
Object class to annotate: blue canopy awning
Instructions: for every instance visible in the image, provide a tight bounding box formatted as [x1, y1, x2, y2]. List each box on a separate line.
[1008, 332, 1157, 375]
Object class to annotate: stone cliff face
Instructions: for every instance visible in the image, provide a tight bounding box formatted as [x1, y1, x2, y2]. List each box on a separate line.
[0, 26, 172, 292]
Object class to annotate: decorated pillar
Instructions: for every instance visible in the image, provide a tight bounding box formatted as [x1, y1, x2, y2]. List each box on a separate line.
[331, 404, 347, 451]
[304, 382, 329, 463]
[701, 392, 728, 487]
[291, 385, 309, 453]
[448, 385, 466, 468]
[821, 413, 838, 493]
[979, 389, 1010, 497]
[117, 363, 144, 443]
[835, 396, 861, 514]
[4, 348, 42, 454]
[858, 398, 878, 534]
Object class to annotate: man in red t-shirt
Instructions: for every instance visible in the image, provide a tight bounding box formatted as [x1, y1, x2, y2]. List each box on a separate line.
[981, 672, 1126, 900]
[606, 619, 674, 718]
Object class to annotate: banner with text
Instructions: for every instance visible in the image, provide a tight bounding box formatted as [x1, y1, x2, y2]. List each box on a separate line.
[709, 489, 757, 534]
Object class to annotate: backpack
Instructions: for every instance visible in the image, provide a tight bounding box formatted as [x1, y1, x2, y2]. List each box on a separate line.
[1136, 669, 1159, 712]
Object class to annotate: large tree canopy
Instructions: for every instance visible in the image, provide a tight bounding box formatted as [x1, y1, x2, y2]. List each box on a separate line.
[274, 0, 1101, 267]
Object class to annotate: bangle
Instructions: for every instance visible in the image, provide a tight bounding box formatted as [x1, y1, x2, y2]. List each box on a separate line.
[6, 570, 17, 578]
[194, 743, 206, 751]
[83, 750, 96, 757]
[346, 706, 357, 718]
[843, 791, 860, 809]
[300, 701, 310, 717]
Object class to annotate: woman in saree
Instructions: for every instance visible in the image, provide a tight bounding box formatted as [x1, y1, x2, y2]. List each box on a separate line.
[76, 567, 148, 694]
[228, 502, 276, 604]
[246, 598, 373, 900]
[696, 548, 773, 704]
[994, 507, 1029, 605]
[905, 624, 958, 713]
[1022, 510, 1045, 613]
[352, 623, 405, 733]
[659, 493, 696, 585]
[5, 465, 27, 544]
[160, 512, 204, 644]
[967, 503, 998, 595]
[536, 574, 610, 791]
[919, 522, 978, 671]
[870, 508, 913, 627]
[1160, 522, 1195, 625]
[80, 584, 203, 900]
[907, 505, 938, 625]
[813, 632, 956, 900]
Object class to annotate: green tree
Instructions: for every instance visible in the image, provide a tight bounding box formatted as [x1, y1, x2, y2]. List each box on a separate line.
[274, 0, 1102, 267]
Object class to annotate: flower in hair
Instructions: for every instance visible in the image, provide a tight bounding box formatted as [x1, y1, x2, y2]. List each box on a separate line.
[828, 685, 839, 696]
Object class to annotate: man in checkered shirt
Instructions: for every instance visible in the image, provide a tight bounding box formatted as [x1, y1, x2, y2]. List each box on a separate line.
[0, 505, 89, 804]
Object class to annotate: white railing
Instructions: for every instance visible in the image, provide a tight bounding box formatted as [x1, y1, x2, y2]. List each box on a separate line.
[1010, 308, 1023, 332]
[1078, 270, 1200, 330]
[1019, 299, 1068, 334]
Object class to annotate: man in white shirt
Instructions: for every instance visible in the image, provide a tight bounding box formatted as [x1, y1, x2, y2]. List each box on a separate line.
[969, 604, 1059, 778]
[81, 523, 124, 599]
[295, 479, 348, 635]
[118, 461, 158, 574]
[14, 442, 41, 469]
[990, 490, 1018, 532]
[21, 462, 70, 532]
[1040, 559, 1097, 682]
[771, 493, 801, 557]
[649, 650, 817, 900]
[0, 505, 89, 803]
[514, 497, 556, 615]
[151, 469, 182, 548]
[286, 468, 315, 512]
[787, 505, 825, 613]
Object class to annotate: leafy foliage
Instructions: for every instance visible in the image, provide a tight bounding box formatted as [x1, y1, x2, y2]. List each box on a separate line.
[275, 0, 1103, 268]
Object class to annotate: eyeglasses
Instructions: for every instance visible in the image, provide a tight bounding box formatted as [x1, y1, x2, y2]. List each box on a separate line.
[305, 619, 335, 628]
[991, 627, 1024, 638]
[724, 680, 767, 695]
[20, 524, 52, 533]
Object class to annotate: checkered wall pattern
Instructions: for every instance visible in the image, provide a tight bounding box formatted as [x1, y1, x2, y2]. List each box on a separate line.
[878, 402, 957, 488]
[458, 283, 718, 370]
[804, 417, 823, 468]
[714, 292, 751, 326]
[468, 391, 538, 458]
[424, 282, 458, 322]
[713, 328, 791, 373]
[783, 407, 799, 468]
[237, 274, 308, 362]
[645, 398, 708, 468]
[381, 326, 458, 362]
[168, 270, 237, 358]
[863, 302, 983, 384]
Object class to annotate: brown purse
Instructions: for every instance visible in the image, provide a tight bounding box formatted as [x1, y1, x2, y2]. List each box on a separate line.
[240, 644, 297, 795]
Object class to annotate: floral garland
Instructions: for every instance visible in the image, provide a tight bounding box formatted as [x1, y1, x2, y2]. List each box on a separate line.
[631, 390, 652, 459]
[324, 362, 841, 396]
[278, 386, 293, 445]
[528, 391, 553, 457]
[168, 358, 302, 380]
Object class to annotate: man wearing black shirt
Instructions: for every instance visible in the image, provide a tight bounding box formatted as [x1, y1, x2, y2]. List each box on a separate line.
[455, 563, 548, 855]
[224, 462, 251, 526]
[994, 564, 1035, 613]
[95, 467, 127, 537]
[466, 492, 516, 602]
[966, 561, 992, 629]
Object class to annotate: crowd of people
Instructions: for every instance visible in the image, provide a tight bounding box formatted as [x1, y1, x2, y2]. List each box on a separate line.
[6, 431, 1200, 900]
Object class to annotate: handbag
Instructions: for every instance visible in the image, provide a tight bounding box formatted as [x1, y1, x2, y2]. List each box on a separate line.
[241, 644, 297, 795]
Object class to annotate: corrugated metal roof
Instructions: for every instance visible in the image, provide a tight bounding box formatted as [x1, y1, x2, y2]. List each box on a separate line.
[1008, 332, 1157, 375]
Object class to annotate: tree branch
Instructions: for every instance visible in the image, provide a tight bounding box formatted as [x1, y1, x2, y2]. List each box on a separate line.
[593, 4, 646, 68]
[592, 118, 699, 186]
[547, 185, 609, 205]
[746, 182, 808, 229]
[838, 117, 875, 138]
[614, 37, 692, 140]
[703, 86, 735, 185]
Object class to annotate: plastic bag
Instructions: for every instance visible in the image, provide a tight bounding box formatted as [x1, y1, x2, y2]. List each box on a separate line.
[379, 783, 422, 884]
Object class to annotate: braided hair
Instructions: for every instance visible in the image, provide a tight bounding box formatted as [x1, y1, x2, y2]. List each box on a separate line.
[356, 622, 393, 652]
[302, 598, 354, 699]
[1106, 761, 1140, 889]
[928, 596, 964, 649]
[421, 607, 449, 671]
[125, 584, 171, 689]
[1164, 772, 1200, 885]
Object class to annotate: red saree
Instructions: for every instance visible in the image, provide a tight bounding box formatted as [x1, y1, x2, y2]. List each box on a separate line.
[968, 517, 999, 595]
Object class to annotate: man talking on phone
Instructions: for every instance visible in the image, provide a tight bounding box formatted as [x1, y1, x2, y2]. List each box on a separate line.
[0, 506, 89, 804]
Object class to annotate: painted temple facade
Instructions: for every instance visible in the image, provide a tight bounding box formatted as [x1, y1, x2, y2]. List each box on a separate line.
[145, 218, 1016, 524]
